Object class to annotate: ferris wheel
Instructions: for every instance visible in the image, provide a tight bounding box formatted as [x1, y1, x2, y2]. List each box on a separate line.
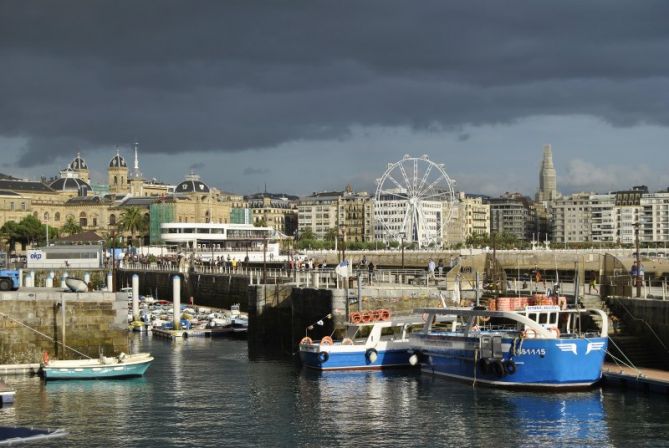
[374, 154, 456, 247]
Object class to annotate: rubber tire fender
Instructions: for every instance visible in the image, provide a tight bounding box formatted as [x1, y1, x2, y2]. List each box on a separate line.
[492, 359, 506, 377]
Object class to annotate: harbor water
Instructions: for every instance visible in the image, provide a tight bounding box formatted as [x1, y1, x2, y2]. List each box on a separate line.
[2, 334, 669, 447]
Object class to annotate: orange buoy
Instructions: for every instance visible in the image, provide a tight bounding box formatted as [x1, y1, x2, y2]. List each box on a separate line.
[371, 310, 381, 321]
[320, 336, 334, 345]
[379, 309, 391, 321]
[361, 311, 372, 323]
[350, 312, 362, 323]
[42, 351, 50, 365]
[299, 337, 313, 345]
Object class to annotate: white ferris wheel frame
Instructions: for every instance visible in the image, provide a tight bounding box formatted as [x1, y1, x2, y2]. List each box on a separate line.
[374, 154, 456, 247]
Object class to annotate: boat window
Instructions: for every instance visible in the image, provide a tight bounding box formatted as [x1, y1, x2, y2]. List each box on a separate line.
[538, 313, 548, 325]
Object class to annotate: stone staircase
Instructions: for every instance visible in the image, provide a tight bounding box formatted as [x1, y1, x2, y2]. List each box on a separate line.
[596, 296, 669, 370]
[573, 293, 669, 370]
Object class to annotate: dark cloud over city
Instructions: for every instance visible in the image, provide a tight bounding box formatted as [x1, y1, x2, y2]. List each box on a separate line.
[2, 1, 669, 195]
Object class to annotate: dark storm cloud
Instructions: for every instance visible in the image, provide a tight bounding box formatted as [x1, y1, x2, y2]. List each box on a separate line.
[2, 1, 669, 166]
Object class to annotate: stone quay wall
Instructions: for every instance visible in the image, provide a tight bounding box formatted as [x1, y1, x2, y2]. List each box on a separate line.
[607, 297, 669, 351]
[0, 290, 128, 364]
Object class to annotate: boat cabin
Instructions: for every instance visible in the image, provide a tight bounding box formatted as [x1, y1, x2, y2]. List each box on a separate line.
[343, 320, 420, 344]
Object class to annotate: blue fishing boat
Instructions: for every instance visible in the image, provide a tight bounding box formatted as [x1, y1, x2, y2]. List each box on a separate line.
[411, 305, 608, 389]
[299, 315, 423, 371]
[41, 353, 153, 380]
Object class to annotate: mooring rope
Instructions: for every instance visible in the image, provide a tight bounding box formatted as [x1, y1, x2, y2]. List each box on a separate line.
[0, 312, 92, 359]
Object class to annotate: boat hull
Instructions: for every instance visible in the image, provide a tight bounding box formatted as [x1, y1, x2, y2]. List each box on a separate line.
[299, 346, 415, 371]
[42, 355, 153, 380]
[416, 335, 607, 389]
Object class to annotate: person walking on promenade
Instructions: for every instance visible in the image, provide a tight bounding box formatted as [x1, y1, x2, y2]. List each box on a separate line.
[589, 278, 598, 294]
[427, 259, 436, 285]
[368, 261, 375, 285]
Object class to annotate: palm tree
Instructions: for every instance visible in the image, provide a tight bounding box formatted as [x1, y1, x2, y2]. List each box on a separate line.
[118, 207, 146, 247]
[62, 216, 82, 236]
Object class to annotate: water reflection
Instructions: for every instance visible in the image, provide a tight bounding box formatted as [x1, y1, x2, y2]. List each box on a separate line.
[0, 335, 666, 447]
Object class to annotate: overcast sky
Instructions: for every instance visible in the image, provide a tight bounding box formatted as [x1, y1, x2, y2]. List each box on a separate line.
[2, 1, 669, 197]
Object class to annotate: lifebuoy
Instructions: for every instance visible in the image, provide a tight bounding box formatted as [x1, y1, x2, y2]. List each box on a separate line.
[504, 359, 517, 375]
[320, 336, 334, 346]
[299, 337, 313, 345]
[522, 329, 537, 339]
[342, 338, 354, 345]
[379, 309, 391, 321]
[371, 310, 381, 321]
[548, 327, 561, 338]
[318, 351, 329, 363]
[361, 311, 372, 323]
[350, 312, 362, 324]
[365, 348, 378, 363]
[42, 351, 49, 365]
[492, 359, 506, 377]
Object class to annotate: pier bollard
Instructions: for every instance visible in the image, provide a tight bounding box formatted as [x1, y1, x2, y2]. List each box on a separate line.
[313, 271, 320, 289]
[107, 272, 113, 291]
[18, 269, 24, 288]
[172, 275, 181, 330]
[132, 274, 140, 321]
[30, 271, 35, 288]
[249, 271, 254, 286]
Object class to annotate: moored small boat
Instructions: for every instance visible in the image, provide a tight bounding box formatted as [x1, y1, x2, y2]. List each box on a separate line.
[299, 311, 423, 371]
[411, 305, 609, 389]
[41, 352, 154, 380]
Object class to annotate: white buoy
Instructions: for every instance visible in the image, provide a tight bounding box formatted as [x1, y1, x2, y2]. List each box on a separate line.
[132, 274, 140, 321]
[84, 272, 91, 285]
[172, 275, 181, 330]
[106, 272, 113, 292]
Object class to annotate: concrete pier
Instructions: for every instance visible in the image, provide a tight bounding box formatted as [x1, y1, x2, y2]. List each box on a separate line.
[0, 288, 128, 364]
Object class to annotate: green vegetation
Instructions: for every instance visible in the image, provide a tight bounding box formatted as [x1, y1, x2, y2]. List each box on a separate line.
[0, 215, 59, 250]
[118, 207, 148, 247]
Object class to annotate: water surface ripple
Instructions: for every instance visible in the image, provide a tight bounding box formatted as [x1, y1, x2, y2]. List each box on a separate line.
[1, 334, 668, 447]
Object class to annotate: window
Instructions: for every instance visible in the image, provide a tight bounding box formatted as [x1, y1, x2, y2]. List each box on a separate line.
[55, 212, 61, 222]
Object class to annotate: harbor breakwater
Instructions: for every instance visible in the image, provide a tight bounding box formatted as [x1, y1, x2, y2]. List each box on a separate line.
[0, 290, 128, 365]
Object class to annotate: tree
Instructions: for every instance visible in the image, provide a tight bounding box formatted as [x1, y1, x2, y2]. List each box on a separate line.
[62, 216, 82, 236]
[118, 207, 146, 247]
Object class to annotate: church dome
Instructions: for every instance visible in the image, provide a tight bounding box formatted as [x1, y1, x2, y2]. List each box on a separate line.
[69, 153, 88, 170]
[109, 153, 127, 168]
[50, 177, 91, 192]
[175, 178, 210, 193]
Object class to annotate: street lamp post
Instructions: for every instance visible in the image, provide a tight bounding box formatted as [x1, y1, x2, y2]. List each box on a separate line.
[339, 225, 346, 265]
[634, 221, 641, 298]
[399, 231, 406, 270]
[110, 225, 117, 293]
